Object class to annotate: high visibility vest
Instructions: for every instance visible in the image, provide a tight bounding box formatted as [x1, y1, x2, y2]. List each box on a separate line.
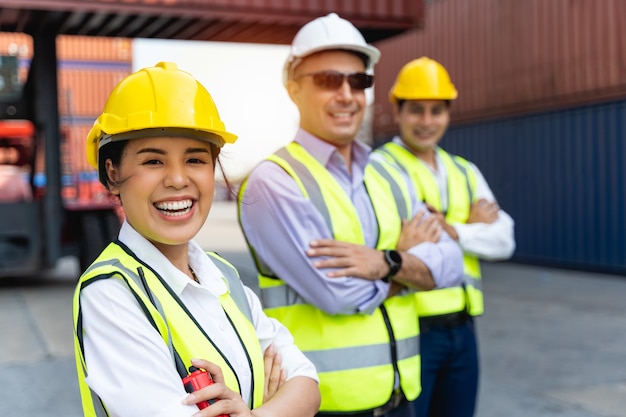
[73, 242, 265, 417]
[238, 142, 420, 413]
[376, 142, 484, 317]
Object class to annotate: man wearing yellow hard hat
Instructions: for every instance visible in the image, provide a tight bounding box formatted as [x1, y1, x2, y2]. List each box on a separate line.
[374, 57, 516, 417]
[74, 62, 320, 417]
[238, 14, 465, 417]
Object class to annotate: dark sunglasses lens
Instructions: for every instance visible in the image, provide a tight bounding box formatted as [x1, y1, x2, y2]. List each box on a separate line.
[310, 71, 374, 90]
[312, 72, 345, 89]
[347, 73, 374, 90]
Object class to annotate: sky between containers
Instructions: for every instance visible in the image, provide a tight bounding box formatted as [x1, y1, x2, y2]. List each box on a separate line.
[133, 38, 299, 181]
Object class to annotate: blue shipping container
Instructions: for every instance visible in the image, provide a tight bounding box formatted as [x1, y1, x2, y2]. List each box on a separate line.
[442, 100, 626, 275]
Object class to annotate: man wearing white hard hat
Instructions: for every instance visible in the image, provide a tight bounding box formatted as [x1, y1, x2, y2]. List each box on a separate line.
[239, 13, 464, 417]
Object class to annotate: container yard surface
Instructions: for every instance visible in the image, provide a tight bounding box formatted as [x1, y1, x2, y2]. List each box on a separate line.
[1, 201, 626, 417]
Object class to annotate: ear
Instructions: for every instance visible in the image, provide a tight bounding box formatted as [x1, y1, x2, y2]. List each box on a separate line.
[285, 79, 301, 105]
[104, 159, 120, 195]
[392, 103, 402, 124]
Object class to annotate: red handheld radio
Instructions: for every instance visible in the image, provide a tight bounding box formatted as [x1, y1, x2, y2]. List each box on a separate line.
[182, 366, 228, 416]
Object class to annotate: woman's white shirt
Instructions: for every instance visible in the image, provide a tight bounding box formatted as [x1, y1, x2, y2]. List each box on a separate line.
[80, 220, 318, 417]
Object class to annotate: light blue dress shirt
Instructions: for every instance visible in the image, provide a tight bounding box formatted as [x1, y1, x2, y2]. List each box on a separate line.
[239, 129, 464, 315]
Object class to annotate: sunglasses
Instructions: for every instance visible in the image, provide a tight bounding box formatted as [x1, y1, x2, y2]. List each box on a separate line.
[295, 70, 374, 90]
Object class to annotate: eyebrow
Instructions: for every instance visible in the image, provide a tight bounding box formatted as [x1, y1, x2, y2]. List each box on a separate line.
[136, 147, 211, 155]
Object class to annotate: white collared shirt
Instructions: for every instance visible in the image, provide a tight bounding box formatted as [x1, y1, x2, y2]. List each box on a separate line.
[80, 220, 318, 417]
[391, 138, 516, 261]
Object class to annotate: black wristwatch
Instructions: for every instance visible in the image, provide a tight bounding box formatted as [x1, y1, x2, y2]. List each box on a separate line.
[382, 249, 402, 282]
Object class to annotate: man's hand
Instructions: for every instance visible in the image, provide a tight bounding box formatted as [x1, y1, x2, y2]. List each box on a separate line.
[307, 239, 388, 280]
[467, 198, 499, 224]
[396, 209, 442, 251]
[424, 203, 459, 241]
[263, 344, 287, 403]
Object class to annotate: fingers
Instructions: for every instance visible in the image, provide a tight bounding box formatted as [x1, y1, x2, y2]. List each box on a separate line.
[308, 239, 346, 249]
[406, 211, 426, 227]
[184, 359, 234, 410]
[190, 359, 224, 383]
[264, 344, 285, 402]
[307, 239, 352, 258]
[424, 203, 438, 213]
[419, 215, 442, 232]
[469, 199, 500, 224]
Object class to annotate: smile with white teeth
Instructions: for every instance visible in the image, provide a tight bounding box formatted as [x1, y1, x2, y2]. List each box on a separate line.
[414, 129, 437, 139]
[154, 199, 193, 216]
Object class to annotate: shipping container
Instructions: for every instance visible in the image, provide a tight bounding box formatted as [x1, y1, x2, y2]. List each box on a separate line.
[371, 0, 626, 275]
[56, 36, 132, 211]
[58, 68, 130, 118]
[438, 99, 626, 275]
[0, 0, 423, 44]
[57, 36, 132, 61]
[0, 33, 130, 276]
[372, 0, 626, 139]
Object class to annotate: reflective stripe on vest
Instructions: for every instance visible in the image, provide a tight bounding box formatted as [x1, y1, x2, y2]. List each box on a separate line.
[377, 143, 484, 316]
[73, 242, 265, 417]
[239, 142, 421, 413]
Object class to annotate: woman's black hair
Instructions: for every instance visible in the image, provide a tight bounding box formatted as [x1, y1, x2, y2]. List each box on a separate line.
[98, 140, 127, 190]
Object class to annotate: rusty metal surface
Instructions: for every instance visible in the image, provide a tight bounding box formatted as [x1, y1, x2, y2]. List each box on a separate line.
[372, 0, 626, 139]
[0, 0, 423, 44]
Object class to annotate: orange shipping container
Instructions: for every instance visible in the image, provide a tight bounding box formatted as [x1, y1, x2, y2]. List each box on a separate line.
[372, 0, 626, 138]
[58, 69, 130, 117]
[57, 35, 132, 62]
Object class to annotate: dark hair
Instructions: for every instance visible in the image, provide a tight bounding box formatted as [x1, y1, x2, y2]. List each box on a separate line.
[98, 140, 127, 190]
[346, 50, 370, 69]
[396, 99, 452, 110]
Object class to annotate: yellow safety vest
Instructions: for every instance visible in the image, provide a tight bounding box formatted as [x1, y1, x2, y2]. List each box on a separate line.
[238, 142, 420, 413]
[376, 142, 484, 317]
[73, 242, 265, 417]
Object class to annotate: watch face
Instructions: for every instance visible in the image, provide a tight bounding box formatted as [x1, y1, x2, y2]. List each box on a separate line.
[388, 250, 402, 264]
[385, 250, 402, 275]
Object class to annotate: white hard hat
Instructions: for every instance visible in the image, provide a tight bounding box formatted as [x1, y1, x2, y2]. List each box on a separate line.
[283, 13, 381, 85]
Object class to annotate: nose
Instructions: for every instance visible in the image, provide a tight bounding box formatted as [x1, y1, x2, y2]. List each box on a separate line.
[421, 109, 435, 125]
[335, 78, 355, 101]
[163, 162, 189, 189]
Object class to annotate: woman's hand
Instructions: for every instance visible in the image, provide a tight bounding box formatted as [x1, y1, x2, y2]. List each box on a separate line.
[182, 358, 253, 416]
[263, 344, 287, 402]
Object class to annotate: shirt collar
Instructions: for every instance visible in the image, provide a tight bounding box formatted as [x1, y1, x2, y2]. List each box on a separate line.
[295, 128, 371, 172]
[117, 220, 227, 296]
[391, 136, 442, 171]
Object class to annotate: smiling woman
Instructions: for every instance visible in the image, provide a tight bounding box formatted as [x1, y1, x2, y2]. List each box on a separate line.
[72, 61, 320, 417]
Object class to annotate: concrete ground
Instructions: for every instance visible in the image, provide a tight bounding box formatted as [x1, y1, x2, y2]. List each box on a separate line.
[1, 201, 625, 416]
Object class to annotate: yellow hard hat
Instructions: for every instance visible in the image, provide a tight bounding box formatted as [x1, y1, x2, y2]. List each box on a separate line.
[389, 57, 458, 103]
[86, 61, 237, 168]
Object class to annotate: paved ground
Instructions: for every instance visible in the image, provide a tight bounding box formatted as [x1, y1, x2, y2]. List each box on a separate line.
[1, 201, 625, 416]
